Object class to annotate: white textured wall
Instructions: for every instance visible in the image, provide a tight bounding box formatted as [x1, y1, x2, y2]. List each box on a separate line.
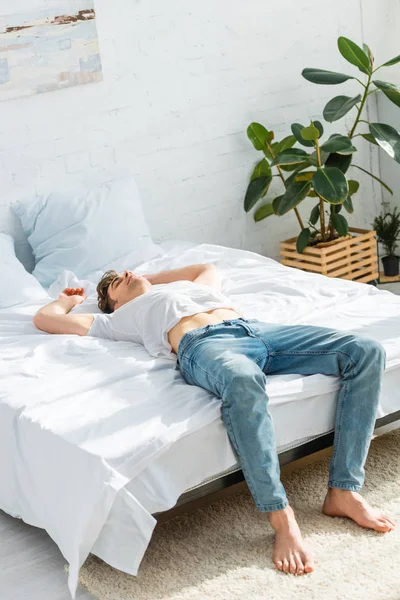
[375, 1, 400, 214]
[0, 0, 391, 271]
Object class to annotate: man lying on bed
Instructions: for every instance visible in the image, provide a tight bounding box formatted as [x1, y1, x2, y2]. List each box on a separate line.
[33, 263, 395, 577]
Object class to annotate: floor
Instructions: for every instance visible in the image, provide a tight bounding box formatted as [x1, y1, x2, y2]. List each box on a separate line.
[0, 510, 94, 600]
[0, 281, 398, 600]
[377, 281, 400, 293]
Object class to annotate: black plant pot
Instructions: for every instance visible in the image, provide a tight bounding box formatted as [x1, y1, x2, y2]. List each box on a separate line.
[382, 255, 399, 277]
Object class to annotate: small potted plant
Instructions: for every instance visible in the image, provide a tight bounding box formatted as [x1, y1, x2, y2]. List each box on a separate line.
[372, 208, 400, 277]
[243, 36, 400, 283]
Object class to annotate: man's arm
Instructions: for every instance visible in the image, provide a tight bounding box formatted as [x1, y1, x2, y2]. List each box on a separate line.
[143, 263, 221, 291]
[33, 289, 94, 336]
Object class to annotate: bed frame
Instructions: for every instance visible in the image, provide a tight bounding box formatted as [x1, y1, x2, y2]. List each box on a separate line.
[154, 409, 400, 523]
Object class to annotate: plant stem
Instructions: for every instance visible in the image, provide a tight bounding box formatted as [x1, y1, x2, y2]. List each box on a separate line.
[266, 142, 305, 231]
[349, 72, 372, 139]
[315, 138, 326, 241]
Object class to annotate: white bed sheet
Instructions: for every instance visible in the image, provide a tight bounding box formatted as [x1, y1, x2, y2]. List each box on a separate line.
[1, 241, 400, 598]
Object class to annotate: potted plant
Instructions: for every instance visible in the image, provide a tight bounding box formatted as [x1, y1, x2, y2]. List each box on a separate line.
[372, 208, 400, 277]
[244, 36, 400, 283]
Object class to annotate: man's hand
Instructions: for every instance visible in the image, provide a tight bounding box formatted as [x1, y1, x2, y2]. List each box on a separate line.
[58, 288, 86, 309]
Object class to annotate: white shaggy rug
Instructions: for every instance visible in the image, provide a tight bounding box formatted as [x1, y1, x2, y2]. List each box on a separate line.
[75, 429, 400, 600]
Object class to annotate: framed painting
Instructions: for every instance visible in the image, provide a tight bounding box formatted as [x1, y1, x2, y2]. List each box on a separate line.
[0, 0, 103, 101]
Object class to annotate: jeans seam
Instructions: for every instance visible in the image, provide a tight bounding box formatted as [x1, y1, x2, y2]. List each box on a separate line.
[256, 500, 289, 511]
[221, 407, 288, 507]
[244, 324, 272, 369]
[271, 349, 356, 364]
[187, 357, 225, 389]
[328, 354, 357, 479]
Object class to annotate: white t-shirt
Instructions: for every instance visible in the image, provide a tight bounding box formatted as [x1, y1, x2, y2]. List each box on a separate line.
[87, 280, 239, 358]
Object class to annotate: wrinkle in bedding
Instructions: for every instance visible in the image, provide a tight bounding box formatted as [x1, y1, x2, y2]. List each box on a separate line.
[1, 242, 400, 597]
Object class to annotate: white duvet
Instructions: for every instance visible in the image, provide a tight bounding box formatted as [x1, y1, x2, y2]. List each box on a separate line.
[2, 241, 400, 598]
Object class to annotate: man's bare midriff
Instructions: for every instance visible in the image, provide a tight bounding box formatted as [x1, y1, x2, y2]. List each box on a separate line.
[168, 307, 242, 354]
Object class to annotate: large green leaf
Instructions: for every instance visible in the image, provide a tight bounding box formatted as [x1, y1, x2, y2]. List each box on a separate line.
[247, 123, 273, 151]
[296, 228, 311, 253]
[361, 133, 379, 146]
[254, 203, 275, 222]
[312, 167, 349, 204]
[302, 68, 355, 85]
[280, 160, 310, 172]
[250, 158, 272, 181]
[382, 55, 400, 67]
[331, 212, 349, 236]
[369, 122, 400, 163]
[277, 135, 297, 153]
[320, 134, 357, 155]
[272, 195, 284, 215]
[244, 176, 272, 212]
[309, 150, 330, 167]
[284, 167, 313, 188]
[343, 196, 354, 214]
[275, 181, 312, 216]
[337, 36, 371, 74]
[270, 148, 309, 167]
[314, 120, 324, 138]
[348, 180, 360, 195]
[352, 164, 393, 195]
[325, 152, 352, 173]
[373, 80, 400, 108]
[291, 123, 315, 147]
[323, 94, 362, 122]
[301, 125, 320, 141]
[310, 204, 320, 225]
[363, 44, 374, 70]
[263, 141, 280, 160]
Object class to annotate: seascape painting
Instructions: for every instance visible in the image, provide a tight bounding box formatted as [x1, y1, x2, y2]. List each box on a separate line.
[0, 0, 102, 102]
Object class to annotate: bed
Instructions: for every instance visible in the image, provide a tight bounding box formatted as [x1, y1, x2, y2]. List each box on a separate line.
[2, 238, 400, 597]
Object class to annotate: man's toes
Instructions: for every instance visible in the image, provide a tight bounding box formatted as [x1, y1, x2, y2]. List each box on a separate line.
[275, 559, 283, 572]
[282, 559, 290, 574]
[294, 553, 304, 575]
[377, 519, 392, 532]
[289, 557, 297, 575]
[304, 558, 315, 573]
[382, 515, 396, 527]
[372, 517, 391, 532]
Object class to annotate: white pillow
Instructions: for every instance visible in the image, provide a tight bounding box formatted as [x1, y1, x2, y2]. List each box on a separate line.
[0, 233, 49, 309]
[11, 177, 162, 288]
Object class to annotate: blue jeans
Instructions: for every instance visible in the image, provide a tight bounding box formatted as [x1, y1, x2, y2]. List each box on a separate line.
[177, 318, 386, 512]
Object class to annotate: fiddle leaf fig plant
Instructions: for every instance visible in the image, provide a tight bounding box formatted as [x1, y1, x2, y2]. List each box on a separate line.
[244, 36, 399, 254]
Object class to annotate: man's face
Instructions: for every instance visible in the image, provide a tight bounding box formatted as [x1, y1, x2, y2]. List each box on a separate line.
[108, 270, 152, 310]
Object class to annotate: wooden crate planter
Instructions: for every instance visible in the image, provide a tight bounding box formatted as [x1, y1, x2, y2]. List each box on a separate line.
[280, 227, 378, 284]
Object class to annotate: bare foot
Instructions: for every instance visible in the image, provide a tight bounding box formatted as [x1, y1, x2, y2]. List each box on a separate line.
[322, 487, 396, 533]
[268, 505, 315, 576]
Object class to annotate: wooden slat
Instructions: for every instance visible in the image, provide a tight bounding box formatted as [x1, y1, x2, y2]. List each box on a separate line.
[335, 264, 379, 281]
[280, 259, 326, 274]
[325, 239, 375, 263]
[326, 250, 377, 273]
[280, 251, 323, 266]
[280, 242, 322, 257]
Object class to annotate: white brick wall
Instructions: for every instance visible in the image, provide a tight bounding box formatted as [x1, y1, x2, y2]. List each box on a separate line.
[0, 0, 396, 272]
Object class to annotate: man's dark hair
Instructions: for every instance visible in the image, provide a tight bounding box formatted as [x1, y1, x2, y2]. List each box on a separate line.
[97, 270, 118, 313]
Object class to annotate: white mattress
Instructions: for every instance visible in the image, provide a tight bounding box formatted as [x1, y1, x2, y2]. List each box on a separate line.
[2, 241, 400, 598]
